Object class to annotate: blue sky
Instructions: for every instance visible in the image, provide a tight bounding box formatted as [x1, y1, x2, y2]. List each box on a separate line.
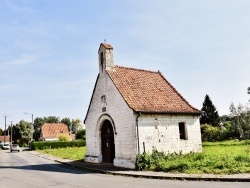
[1, 0, 249, 129]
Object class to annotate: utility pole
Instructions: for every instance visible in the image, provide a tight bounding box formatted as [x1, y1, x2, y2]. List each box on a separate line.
[3, 115, 7, 143]
[10, 121, 13, 146]
[24, 112, 34, 140]
[24, 112, 34, 150]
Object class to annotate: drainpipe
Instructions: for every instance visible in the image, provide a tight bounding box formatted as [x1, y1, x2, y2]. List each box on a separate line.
[136, 112, 141, 154]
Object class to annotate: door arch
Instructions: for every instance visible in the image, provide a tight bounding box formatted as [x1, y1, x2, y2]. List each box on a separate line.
[101, 120, 115, 163]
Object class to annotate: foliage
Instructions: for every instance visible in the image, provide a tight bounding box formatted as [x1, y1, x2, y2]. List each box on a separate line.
[58, 133, 71, 141]
[200, 94, 220, 126]
[0, 128, 3, 135]
[15, 120, 32, 139]
[61, 118, 71, 131]
[33, 117, 45, 141]
[200, 124, 223, 142]
[75, 129, 86, 139]
[38, 147, 86, 161]
[31, 139, 85, 150]
[248, 86, 250, 102]
[229, 103, 250, 140]
[33, 116, 83, 141]
[135, 140, 250, 174]
[71, 119, 83, 134]
[44, 116, 60, 123]
[219, 115, 231, 123]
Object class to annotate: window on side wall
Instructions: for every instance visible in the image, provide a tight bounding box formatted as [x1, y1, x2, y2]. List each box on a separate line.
[179, 122, 187, 140]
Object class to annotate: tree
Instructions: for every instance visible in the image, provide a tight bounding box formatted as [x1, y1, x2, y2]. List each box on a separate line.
[16, 120, 32, 139]
[200, 94, 220, 126]
[44, 116, 60, 123]
[76, 129, 85, 139]
[61, 118, 71, 131]
[33, 117, 45, 141]
[229, 103, 250, 140]
[219, 115, 231, 123]
[12, 120, 32, 146]
[71, 119, 83, 134]
[248, 87, 250, 102]
[11, 125, 21, 143]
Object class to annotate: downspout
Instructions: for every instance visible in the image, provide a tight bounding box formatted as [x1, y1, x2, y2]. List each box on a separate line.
[136, 112, 141, 154]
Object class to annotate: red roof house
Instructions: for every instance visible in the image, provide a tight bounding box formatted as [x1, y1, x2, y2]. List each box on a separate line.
[40, 123, 70, 141]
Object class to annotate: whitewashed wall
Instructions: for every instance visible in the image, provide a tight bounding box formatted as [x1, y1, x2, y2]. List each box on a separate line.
[138, 114, 202, 155]
[85, 70, 137, 169]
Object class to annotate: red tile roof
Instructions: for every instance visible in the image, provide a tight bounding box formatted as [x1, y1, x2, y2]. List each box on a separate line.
[41, 123, 69, 139]
[0, 136, 10, 143]
[100, 43, 113, 49]
[107, 66, 200, 114]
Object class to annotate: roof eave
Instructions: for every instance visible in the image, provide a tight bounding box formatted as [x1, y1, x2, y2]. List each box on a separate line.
[134, 110, 201, 116]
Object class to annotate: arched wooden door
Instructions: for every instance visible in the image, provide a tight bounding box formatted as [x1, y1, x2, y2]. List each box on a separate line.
[101, 120, 115, 163]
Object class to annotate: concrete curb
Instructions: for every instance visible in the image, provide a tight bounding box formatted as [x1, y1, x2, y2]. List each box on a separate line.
[27, 151, 250, 182]
[62, 163, 250, 182]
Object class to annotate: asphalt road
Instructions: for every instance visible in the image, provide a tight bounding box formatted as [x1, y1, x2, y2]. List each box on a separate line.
[0, 149, 249, 188]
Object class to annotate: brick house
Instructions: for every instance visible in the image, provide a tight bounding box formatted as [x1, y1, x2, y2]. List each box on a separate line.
[40, 123, 74, 141]
[84, 43, 202, 169]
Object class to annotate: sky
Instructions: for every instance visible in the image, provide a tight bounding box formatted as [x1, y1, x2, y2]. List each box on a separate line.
[0, 0, 250, 129]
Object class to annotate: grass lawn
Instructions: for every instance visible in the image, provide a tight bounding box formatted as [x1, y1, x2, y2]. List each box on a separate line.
[38, 147, 86, 161]
[137, 139, 250, 174]
[37, 140, 250, 174]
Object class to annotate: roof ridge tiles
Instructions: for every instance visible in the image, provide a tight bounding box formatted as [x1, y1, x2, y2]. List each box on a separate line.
[113, 65, 159, 74]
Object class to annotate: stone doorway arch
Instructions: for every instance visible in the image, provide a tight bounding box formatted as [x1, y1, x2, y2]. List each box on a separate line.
[101, 120, 115, 163]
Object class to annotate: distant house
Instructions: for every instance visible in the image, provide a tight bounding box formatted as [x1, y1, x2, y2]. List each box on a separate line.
[84, 43, 202, 169]
[40, 123, 74, 141]
[0, 136, 10, 143]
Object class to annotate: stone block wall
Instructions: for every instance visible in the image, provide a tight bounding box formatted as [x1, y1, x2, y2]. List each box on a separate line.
[138, 114, 202, 155]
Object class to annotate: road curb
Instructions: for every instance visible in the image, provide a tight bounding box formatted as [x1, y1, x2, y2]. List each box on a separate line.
[57, 160, 250, 182]
[28, 151, 250, 182]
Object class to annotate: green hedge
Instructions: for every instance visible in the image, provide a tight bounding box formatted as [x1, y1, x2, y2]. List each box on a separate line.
[31, 139, 86, 150]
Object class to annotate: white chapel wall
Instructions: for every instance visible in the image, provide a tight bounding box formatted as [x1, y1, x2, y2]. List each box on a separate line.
[138, 114, 202, 155]
[85, 70, 137, 168]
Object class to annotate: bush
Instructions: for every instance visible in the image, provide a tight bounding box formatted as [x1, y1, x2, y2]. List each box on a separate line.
[201, 124, 223, 142]
[31, 139, 85, 150]
[76, 129, 86, 140]
[58, 134, 71, 141]
[135, 149, 167, 171]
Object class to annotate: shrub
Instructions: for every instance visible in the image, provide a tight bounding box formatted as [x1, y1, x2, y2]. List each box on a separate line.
[135, 152, 151, 171]
[76, 129, 86, 140]
[58, 134, 71, 141]
[31, 139, 86, 150]
[201, 124, 223, 141]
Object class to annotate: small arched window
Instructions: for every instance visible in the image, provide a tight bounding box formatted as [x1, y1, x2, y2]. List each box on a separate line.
[100, 52, 104, 71]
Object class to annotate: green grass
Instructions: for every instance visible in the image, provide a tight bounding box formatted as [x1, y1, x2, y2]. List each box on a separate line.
[37, 140, 250, 174]
[38, 147, 86, 161]
[136, 140, 250, 174]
